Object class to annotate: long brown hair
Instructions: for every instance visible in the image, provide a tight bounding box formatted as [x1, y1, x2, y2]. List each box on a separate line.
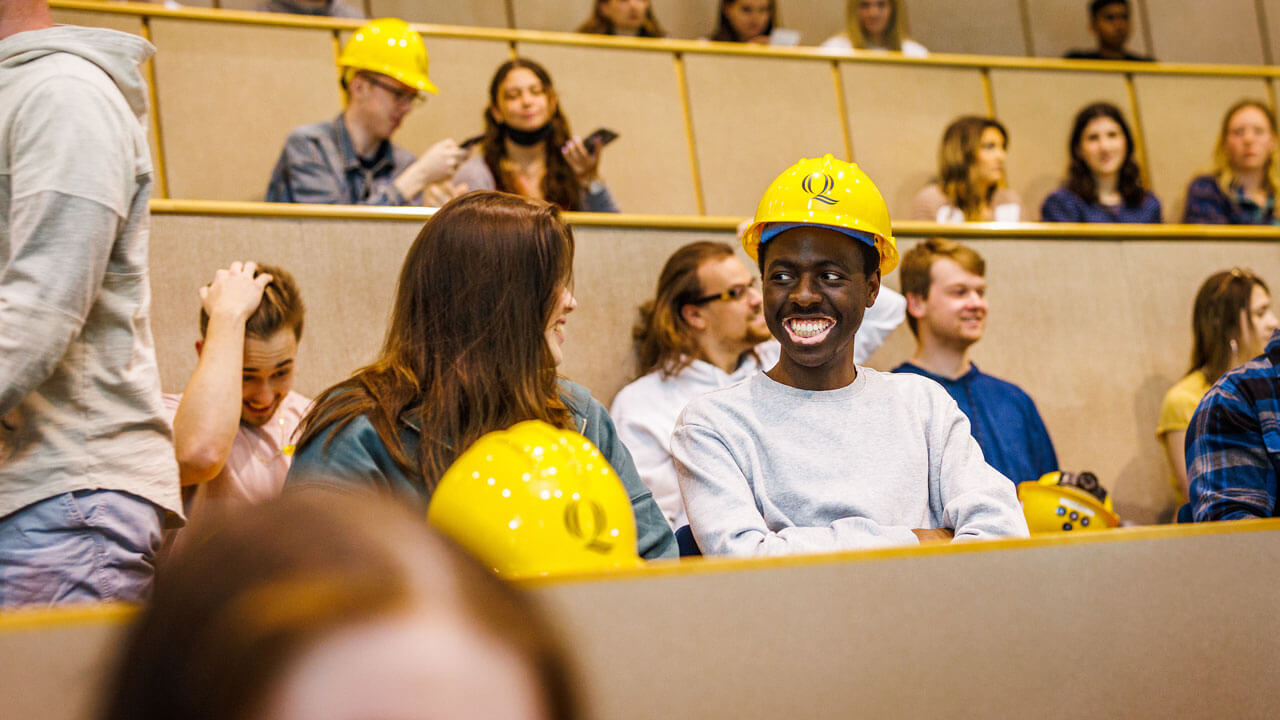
[576, 0, 666, 36]
[100, 489, 579, 720]
[709, 0, 776, 42]
[1190, 267, 1270, 383]
[632, 241, 736, 378]
[482, 58, 584, 211]
[1065, 102, 1147, 207]
[294, 191, 575, 490]
[938, 115, 1009, 221]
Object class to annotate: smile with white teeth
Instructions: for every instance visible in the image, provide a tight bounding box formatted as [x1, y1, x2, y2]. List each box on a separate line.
[784, 316, 835, 345]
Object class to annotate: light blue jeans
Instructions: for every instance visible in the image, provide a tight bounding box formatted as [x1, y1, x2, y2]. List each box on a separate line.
[0, 490, 164, 608]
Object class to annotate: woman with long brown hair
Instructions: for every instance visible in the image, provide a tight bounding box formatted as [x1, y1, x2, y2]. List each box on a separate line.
[284, 191, 674, 559]
[453, 58, 619, 212]
[1158, 268, 1277, 503]
[913, 115, 1021, 223]
[575, 0, 665, 37]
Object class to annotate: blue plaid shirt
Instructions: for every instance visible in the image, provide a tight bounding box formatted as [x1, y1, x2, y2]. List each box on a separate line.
[1182, 175, 1279, 225]
[1187, 329, 1280, 521]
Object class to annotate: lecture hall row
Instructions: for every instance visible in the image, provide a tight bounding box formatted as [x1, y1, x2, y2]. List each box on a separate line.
[50, 1, 1280, 222]
[101, 0, 1280, 65]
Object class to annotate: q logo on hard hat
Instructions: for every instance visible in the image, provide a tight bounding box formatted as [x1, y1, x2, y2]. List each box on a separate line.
[563, 498, 614, 553]
[801, 172, 838, 206]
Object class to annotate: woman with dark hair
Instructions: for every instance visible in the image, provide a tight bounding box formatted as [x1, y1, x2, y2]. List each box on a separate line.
[1158, 269, 1277, 502]
[707, 0, 775, 44]
[575, 0, 665, 37]
[101, 489, 579, 720]
[913, 115, 1021, 222]
[284, 192, 675, 559]
[1041, 102, 1161, 223]
[1183, 99, 1280, 224]
[453, 58, 618, 213]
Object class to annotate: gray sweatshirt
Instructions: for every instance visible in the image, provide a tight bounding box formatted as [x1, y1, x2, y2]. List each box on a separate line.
[0, 26, 181, 519]
[671, 368, 1029, 556]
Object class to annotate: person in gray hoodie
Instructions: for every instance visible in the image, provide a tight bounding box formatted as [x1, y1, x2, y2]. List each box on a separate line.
[0, 1, 182, 606]
[256, 0, 364, 19]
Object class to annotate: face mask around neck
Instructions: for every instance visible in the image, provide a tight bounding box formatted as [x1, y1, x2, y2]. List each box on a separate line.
[501, 122, 554, 147]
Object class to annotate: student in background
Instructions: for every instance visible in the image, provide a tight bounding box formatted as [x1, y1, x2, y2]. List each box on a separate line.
[1159, 269, 1276, 504]
[893, 238, 1058, 487]
[576, 0, 665, 37]
[1183, 99, 1280, 225]
[1064, 0, 1152, 61]
[453, 58, 619, 212]
[914, 116, 1021, 223]
[286, 192, 675, 560]
[256, 0, 364, 18]
[821, 0, 928, 57]
[707, 0, 775, 44]
[165, 262, 309, 551]
[266, 19, 467, 206]
[101, 489, 578, 720]
[1041, 102, 1162, 223]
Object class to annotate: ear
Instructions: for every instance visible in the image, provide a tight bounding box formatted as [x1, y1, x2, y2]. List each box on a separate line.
[866, 270, 882, 307]
[194, 339, 204, 357]
[681, 303, 708, 332]
[488, 104, 502, 125]
[905, 291, 927, 321]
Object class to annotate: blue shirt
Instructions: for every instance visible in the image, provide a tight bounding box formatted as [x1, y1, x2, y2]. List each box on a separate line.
[1182, 174, 1279, 225]
[1187, 330, 1280, 521]
[1040, 187, 1162, 223]
[892, 362, 1059, 485]
[265, 115, 416, 206]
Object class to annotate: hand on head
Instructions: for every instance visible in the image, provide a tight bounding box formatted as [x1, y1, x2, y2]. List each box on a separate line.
[199, 261, 272, 321]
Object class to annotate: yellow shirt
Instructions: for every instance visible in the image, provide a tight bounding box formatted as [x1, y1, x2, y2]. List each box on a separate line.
[1156, 370, 1212, 500]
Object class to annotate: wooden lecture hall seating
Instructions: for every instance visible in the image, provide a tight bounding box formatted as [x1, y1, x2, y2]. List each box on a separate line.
[3, 5, 1278, 718]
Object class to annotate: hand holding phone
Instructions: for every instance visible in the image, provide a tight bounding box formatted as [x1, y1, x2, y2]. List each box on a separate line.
[583, 127, 619, 152]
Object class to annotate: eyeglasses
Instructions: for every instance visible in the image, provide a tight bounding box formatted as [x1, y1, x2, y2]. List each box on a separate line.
[359, 73, 424, 106]
[688, 278, 759, 305]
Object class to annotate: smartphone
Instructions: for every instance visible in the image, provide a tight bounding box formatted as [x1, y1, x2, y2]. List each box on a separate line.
[459, 134, 485, 150]
[583, 128, 620, 152]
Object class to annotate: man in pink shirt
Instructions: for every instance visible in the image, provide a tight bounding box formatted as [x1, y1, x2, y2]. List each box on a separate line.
[166, 261, 309, 546]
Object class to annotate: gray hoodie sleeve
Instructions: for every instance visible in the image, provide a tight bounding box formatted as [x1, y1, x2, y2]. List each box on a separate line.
[0, 74, 128, 415]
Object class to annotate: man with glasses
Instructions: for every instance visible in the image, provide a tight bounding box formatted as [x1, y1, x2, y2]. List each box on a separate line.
[611, 240, 904, 529]
[266, 18, 467, 206]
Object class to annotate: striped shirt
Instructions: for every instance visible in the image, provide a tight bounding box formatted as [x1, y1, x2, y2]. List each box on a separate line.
[1187, 330, 1280, 521]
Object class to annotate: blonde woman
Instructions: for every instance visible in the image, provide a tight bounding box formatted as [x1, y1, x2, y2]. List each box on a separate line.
[576, 0, 665, 37]
[1183, 99, 1280, 224]
[821, 0, 927, 57]
[914, 116, 1021, 223]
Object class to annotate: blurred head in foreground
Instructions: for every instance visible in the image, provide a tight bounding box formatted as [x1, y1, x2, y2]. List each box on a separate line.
[100, 488, 577, 720]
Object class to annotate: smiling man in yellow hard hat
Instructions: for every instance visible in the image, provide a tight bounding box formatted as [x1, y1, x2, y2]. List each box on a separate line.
[266, 18, 467, 206]
[669, 154, 1028, 557]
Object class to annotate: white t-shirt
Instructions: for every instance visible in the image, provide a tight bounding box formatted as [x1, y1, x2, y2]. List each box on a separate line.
[820, 33, 929, 58]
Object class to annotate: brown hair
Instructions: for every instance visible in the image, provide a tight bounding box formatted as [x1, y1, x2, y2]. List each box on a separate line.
[938, 115, 1009, 221]
[709, 0, 776, 42]
[846, 0, 911, 51]
[898, 237, 986, 336]
[576, 0, 666, 37]
[1066, 101, 1148, 207]
[1190, 267, 1270, 383]
[199, 263, 304, 341]
[294, 192, 574, 491]
[482, 58, 585, 212]
[99, 488, 578, 720]
[1212, 99, 1280, 199]
[632, 241, 738, 378]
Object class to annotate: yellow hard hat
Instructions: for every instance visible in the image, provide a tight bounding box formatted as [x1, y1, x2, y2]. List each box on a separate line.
[427, 421, 642, 579]
[743, 154, 898, 276]
[338, 18, 437, 95]
[1017, 471, 1120, 534]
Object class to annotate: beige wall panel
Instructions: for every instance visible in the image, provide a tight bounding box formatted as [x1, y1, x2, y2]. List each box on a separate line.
[1132, 74, 1270, 222]
[841, 63, 988, 220]
[0, 617, 126, 720]
[1266, 0, 1280, 64]
[513, 42, 697, 215]
[368, 0, 507, 27]
[1143, 0, 1265, 64]
[358, 34, 511, 163]
[150, 215, 417, 396]
[535, 525, 1280, 718]
[150, 20, 340, 200]
[50, 8, 145, 34]
[903, 0, 1026, 56]
[989, 69, 1132, 219]
[1025, 0, 1152, 58]
[775, 0, 845, 46]
[685, 53, 845, 217]
[216, 0, 279, 11]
